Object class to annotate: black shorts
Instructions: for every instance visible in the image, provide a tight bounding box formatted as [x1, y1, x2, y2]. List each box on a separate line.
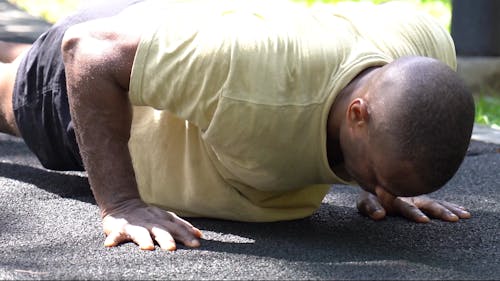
[13, 0, 144, 171]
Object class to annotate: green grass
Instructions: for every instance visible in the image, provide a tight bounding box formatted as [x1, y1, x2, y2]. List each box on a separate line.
[475, 95, 500, 128]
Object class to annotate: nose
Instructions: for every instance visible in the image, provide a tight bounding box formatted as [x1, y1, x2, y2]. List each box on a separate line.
[374, 185, 396, 204]
[359, 183, 375, 195]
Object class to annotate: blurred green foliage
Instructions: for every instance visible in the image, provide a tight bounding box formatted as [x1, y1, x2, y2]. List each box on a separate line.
[10, 0, 452, 29]
[475, 94, 500, 128]
[8, 0, 79, 23]
[292, 0, 451, 30]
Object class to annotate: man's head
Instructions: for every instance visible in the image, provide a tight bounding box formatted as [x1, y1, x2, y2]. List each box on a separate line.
[339, 56, 475, 197]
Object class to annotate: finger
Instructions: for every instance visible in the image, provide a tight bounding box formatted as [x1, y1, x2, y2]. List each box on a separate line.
[125, 224, 155, 251]
[412, 197, 471, 220]
[394, 198, 430, 223]
[151, 227, 177, 251]
[163, 212, 203, 243]
[192, 227, 203, 239]
[168, 214, 204, 238]
[438, 201, 471, 219]
[104, 230, 126, 248]
[415, 200, 459, 222]
[164, 222, 201, 248]
[356, 192, 386, 220]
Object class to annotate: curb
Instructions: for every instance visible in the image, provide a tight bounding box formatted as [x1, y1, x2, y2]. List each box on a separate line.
[0, 0, 50, 42]
[472, 124, 500, 145]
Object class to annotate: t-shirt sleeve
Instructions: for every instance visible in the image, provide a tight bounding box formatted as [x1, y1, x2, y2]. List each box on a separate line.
[129, 7, 231, 130]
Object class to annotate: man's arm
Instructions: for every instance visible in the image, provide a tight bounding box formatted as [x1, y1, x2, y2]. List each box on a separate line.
[61, 16, 201, 251]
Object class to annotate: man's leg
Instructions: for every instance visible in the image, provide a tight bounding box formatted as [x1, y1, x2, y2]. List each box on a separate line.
[0, 45, 28, 136]
[0, 41, 31, 63]
[0, 40, 30, 136]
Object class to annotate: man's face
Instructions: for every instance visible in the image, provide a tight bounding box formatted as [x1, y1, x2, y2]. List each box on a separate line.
[342, 136, 428, 198]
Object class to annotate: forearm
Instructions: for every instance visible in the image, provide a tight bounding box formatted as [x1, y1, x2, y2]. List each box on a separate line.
[62, 25, 140, 217]
[70, 88, 139, 215]
[58, 9, 203, 251]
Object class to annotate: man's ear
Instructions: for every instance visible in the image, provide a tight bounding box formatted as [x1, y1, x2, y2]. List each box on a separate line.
[347, 98, 370, 126]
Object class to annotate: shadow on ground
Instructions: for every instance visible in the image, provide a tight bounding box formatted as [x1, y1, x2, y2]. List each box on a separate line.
[0, 133, 498, 280]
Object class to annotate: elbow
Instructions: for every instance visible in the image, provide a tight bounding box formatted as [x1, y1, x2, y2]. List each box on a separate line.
[61, 25, 97, 105]
[61, 24, 108, 80]
[61, 25, 84, 70]
[61, 25, 112, 99]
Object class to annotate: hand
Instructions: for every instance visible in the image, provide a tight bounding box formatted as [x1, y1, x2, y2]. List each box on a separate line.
[102, 198, 203, 251]
[356, 190, 471, 223]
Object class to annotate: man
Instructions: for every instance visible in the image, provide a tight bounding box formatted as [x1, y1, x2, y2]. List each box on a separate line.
[0, 0, 474, 251]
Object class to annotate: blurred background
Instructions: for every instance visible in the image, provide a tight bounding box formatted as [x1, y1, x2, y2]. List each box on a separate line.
[4, 0, 500, 128]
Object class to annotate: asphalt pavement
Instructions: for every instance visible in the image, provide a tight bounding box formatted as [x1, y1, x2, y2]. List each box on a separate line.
[1, 1, 499, 280]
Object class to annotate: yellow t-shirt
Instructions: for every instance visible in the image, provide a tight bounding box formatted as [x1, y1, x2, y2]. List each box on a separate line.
[128, 0, 456, 222]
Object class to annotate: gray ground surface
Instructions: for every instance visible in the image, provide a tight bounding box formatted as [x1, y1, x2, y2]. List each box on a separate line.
[1, 1, 499, 280]
[1, 134, 499, 280]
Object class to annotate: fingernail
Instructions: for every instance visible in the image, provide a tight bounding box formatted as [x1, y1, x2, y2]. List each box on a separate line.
[140, 244, 155, 251]
[103, 239, 115, 248]
[194, 228, 203, 238]
[371, 209, 385, 220]
[190, 239, 200, 248]
[166, 244, 176, 251]
[460, 210, 471, 218]
[419, 215, 430, 223]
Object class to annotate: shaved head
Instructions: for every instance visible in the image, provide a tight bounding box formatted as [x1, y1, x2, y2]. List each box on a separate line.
[367, 56, 475, 192]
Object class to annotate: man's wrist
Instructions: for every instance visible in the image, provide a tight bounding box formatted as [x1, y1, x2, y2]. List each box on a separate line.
[99, 196, 145, 218]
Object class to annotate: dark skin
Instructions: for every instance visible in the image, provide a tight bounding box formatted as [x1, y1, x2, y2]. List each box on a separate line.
[0, 5, 470, 251]
[0, 42, 25, 136]
[327, 62, 471, 222]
